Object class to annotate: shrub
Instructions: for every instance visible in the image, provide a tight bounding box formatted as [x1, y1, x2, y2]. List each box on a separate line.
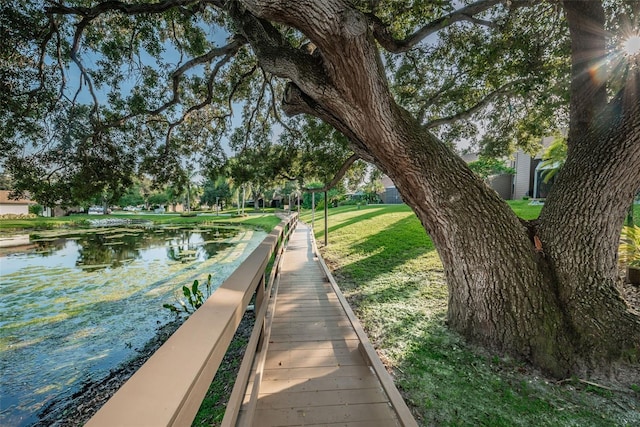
[29, 204, 43, 216]
[619, 225, 640, 267]
[164, 274, 213, 314]
[0, 213, 37, 220]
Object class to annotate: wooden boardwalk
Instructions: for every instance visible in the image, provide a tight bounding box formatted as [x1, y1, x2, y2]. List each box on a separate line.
[238, 223, 417, 427]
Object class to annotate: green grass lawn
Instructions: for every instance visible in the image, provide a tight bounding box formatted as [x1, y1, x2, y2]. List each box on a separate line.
[506, 199, 544, 220]
[300, 203, 639, 426]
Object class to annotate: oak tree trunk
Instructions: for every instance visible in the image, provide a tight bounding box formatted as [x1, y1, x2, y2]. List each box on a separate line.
[235, 0, 640, 379]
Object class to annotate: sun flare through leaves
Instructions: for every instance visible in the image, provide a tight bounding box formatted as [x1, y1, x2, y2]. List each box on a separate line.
[623, 35, 640, 56]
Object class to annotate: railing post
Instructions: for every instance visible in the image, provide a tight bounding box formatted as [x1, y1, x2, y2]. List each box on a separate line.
[255, 273, 266, 348]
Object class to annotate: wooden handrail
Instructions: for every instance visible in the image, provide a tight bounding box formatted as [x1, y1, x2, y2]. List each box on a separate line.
[221, 217, 293, 426]
[86, 213, 298, 427]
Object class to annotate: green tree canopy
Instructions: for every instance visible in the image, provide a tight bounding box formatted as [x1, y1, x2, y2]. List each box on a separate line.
[467, 156, 515, 179]
[200, 176, 232, 208]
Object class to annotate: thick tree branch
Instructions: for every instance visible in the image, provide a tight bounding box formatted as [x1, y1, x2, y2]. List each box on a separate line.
[370, 0, 502, 53]
[229, 2, 326, 89]
[424, 79, 529, 129]
[45, 0, 223, 17]
[304, 154, 361, 193]
[282, 83, 374, 163]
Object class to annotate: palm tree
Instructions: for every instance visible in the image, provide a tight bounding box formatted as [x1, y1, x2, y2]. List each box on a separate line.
[540, 135, 567, 184]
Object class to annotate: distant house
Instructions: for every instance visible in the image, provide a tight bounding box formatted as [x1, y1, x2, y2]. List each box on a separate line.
[0, 190, 33, 215]
[378, 135, 557, 204]
[459, 153, 513, 199]
[168, 203, 185, 213]
[511, 135, 556, 200]
[459, 135, 558, 200]
[378, 176, 403, 204]
[42, 205, 83, 217]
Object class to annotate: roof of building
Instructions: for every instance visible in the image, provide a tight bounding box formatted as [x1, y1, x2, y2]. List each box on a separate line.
[0, 190, 33, 205]
[460, 153, 479, 163]
[381, 175, 396, 189]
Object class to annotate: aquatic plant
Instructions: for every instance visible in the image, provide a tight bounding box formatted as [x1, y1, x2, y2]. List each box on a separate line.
[163, 274, 213, 314]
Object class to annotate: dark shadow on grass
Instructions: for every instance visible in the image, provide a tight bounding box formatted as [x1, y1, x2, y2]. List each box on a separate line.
[330, 215, 437, 292]
[393, 316, 640, 426]
[323, 207, 390, 235]
[308, 205, 410, 236]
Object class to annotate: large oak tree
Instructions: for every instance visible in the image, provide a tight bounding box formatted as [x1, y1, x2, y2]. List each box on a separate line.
[2, 0, 639, 379]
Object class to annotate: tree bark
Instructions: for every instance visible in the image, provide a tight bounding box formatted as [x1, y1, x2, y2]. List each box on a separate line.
[538, 50, 640, 375]
[562, 0, 608, 149]
[235, 0, 640, 378]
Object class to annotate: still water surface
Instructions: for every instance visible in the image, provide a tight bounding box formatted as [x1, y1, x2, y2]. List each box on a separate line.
[0, 222, 266, 426]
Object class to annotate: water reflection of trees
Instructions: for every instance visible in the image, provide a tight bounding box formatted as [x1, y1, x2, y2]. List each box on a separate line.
[200, 228, 237, 259]
[76, 234, 141, 268]
[165, 227, 238, 262]
[33, 238, 67, 256]
[201, 242, 233, 258]
[30, 225, 246, 269]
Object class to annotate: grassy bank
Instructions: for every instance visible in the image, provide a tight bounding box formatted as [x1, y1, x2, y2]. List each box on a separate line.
[300, 203, 639, 426]
[0, 211, 281, 232]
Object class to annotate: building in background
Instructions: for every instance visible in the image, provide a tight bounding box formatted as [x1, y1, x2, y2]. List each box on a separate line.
[0, 190, 34, 215]
[378, 175, 403, 204]
[511, 135, 556, 200]
[376, 134, 559, 204]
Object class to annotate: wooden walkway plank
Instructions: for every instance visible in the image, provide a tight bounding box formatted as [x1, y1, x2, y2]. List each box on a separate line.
[254, 375, 384, 394]
[255, 388, 390, 409]
[254, 403, 400, 426]
[236, 222, 417, 427]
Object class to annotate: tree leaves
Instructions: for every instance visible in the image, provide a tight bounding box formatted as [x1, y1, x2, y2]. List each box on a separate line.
[383, 1, 570, 155]
[0, 0, 630, 208]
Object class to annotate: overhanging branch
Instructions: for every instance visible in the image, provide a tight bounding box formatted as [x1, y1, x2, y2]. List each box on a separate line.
[45, 0, 222, 17]
[70, 18, 99, 117]
[424, 79, 528, 129]
[44, 0, 236, 127]
[370, 0, 502, 53]
[304, 154, 361, 193]
[282, 83, 374, 163]
[104, 38, 245, 129]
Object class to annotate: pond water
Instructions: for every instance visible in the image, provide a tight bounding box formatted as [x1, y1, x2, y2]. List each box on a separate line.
[0, 222, 267, 426]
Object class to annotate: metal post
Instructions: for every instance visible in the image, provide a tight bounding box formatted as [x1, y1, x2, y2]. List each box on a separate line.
[242, 185, 246, 215]
[312, 192, 315, 230]
[324, 190, 328, 246]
